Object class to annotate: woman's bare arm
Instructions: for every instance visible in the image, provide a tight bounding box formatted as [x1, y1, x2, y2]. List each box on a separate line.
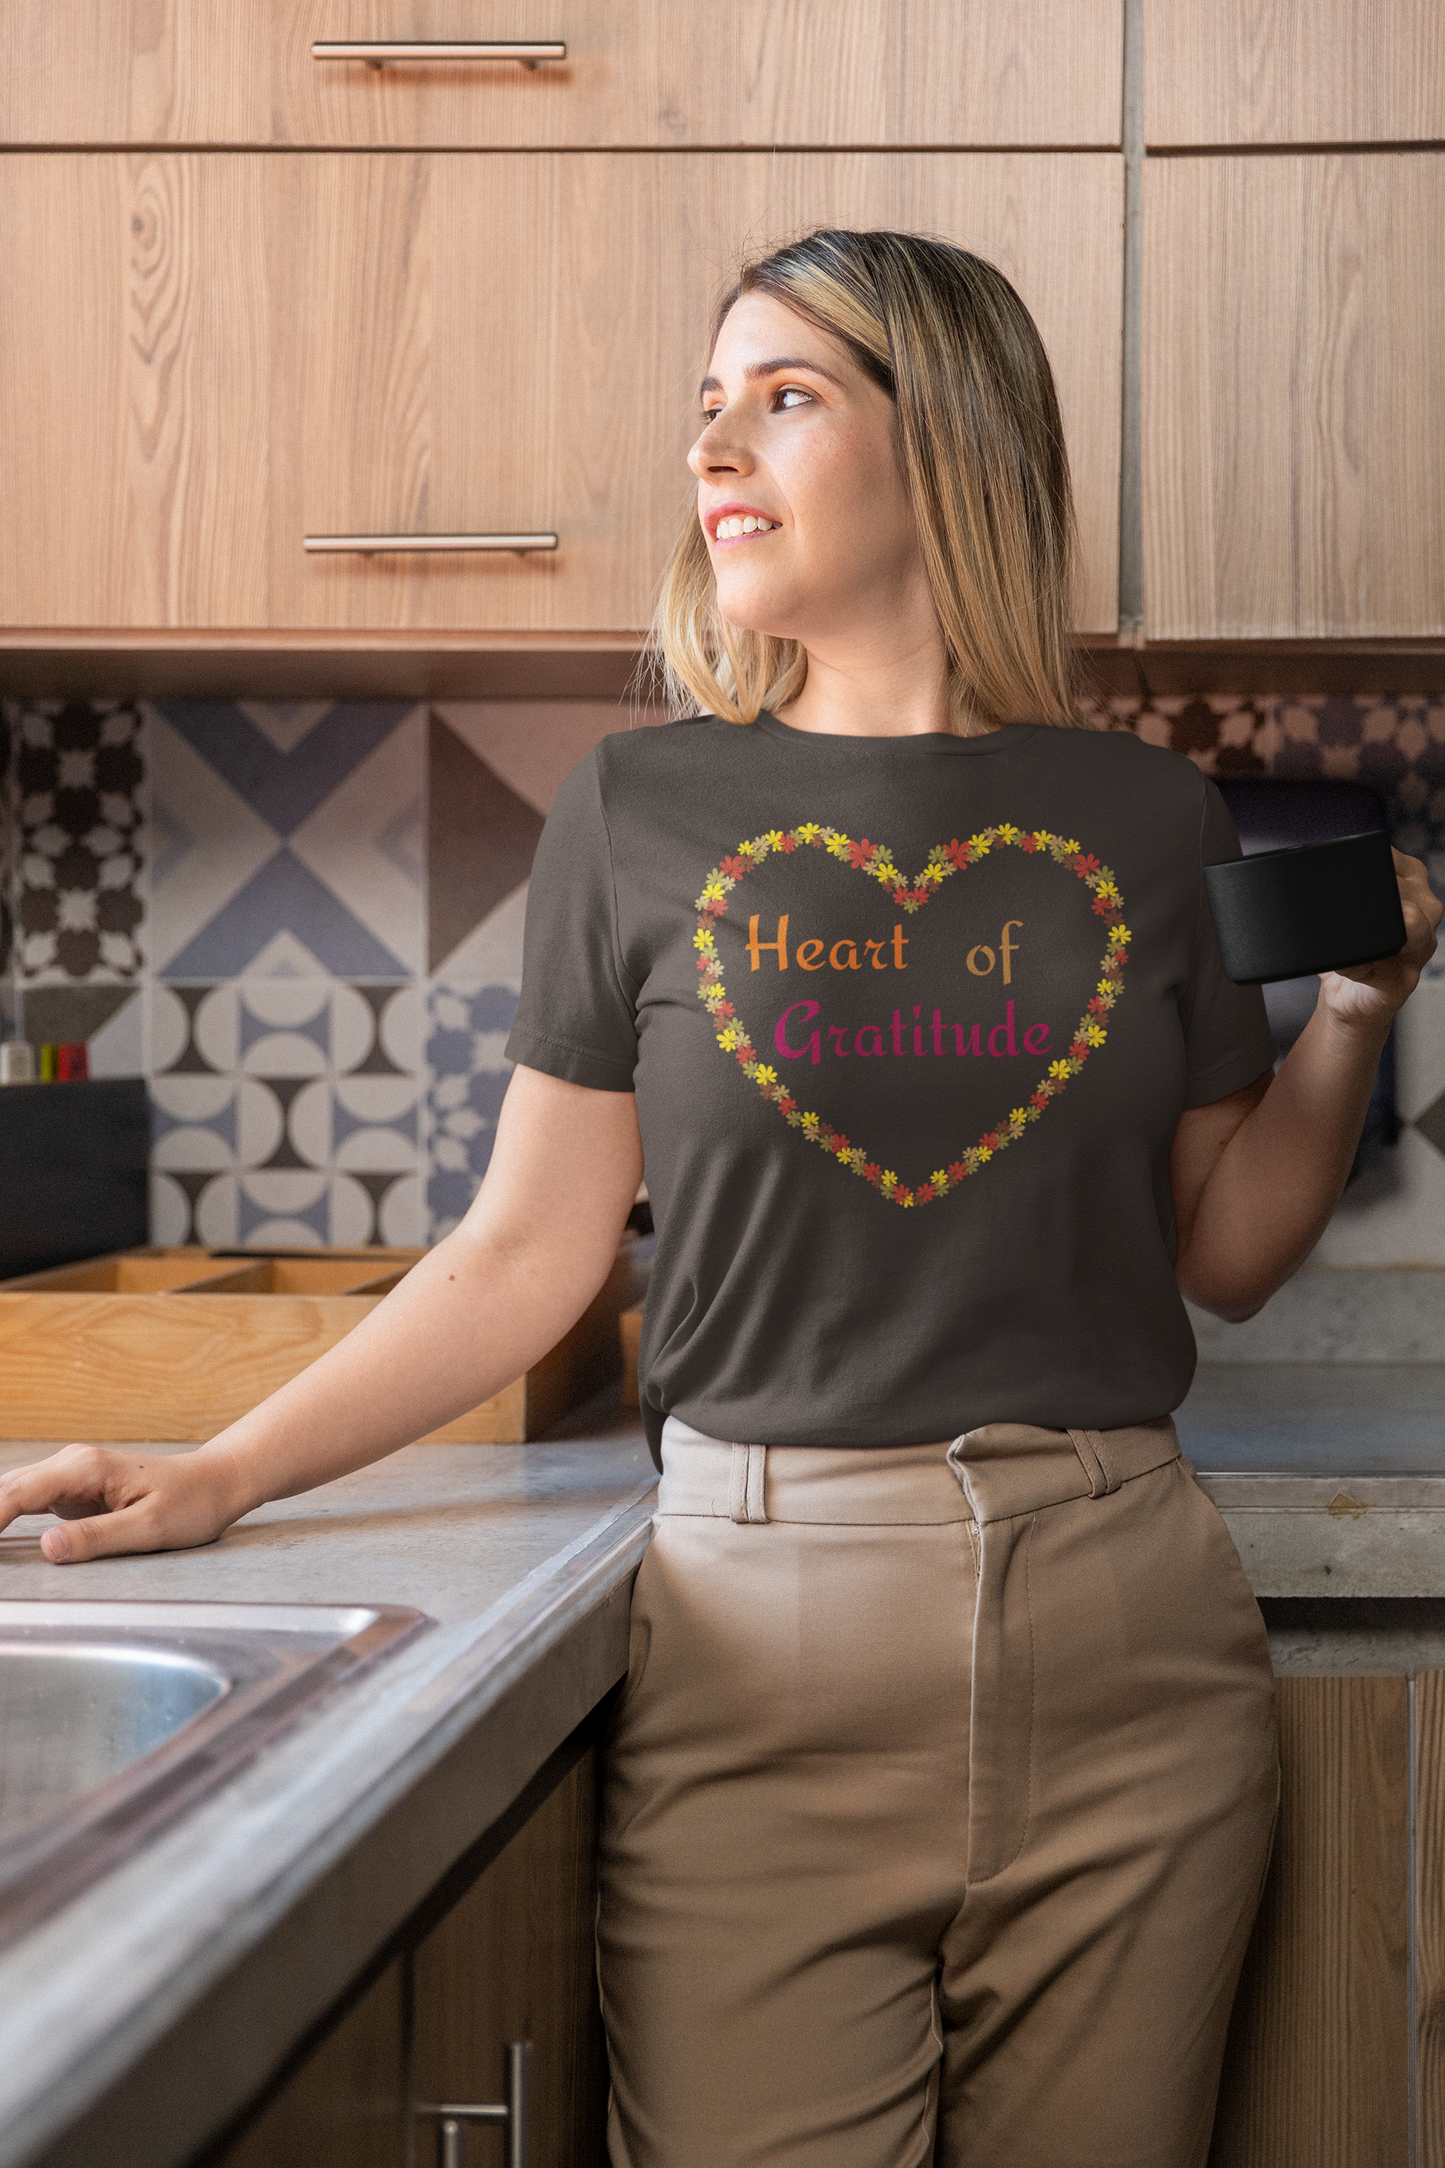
[0, 1067, 643, 1563]
[1172, 847, 1441, 1320]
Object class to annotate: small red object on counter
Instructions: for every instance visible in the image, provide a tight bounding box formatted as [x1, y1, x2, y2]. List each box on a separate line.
[56, 1042, 89, 1081]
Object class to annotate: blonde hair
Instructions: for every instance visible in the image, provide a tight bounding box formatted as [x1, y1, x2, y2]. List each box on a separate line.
[651, 228, 1083, 733]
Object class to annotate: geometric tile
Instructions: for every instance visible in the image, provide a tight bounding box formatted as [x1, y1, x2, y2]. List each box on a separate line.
[431, 698, 651, 818]
[12, 698, 145, 982]
[290, 707, 424, 974]
[147, 712, 279, 974]
[424, 981, 519, 1239]
[148, 976, 423, 1248]
[156, 701, 409, 837]
[149, 702, 423, 980]
[16, 981, 137, 1048]
[428, 882, 529, 997]
[159, 850, 411, 980]
[427, 713, 543, 973]
[87, 985, 145, 1079]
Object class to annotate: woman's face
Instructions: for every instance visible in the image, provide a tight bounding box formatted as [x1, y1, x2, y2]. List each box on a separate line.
[689, 292, 930, 654]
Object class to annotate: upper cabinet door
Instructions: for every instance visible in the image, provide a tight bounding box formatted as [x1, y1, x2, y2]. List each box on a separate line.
[0, 152, 1122, 638]
[1142, 154, 1445, 641]
[1144, 0, 1445, 146]
[2, 1, 1122, 148]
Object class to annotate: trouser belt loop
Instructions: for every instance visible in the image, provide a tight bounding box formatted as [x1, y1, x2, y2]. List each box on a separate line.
[728, 1443, 769, 1524]
[1068, 1427, 1119, 1498]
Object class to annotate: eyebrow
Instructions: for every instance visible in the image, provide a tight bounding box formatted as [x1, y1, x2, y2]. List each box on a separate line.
[698, 356, 850, 398]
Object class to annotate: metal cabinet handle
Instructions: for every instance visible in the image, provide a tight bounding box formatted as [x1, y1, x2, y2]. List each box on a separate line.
[303, 532, 558, 555]
[312, 40, 565, 69]
[416, 2040, 531, 2168]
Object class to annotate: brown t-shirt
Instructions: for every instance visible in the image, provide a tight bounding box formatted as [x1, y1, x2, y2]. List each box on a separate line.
[506, 713, 1275, 1462]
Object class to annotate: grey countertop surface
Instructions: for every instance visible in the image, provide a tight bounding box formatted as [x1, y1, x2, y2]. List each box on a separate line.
[4, 1356, 1445, 2164]
[0, 1404, 658, 2168]
[0, 1415, 656, 1617]
[1178, 1364, 1445, 1476]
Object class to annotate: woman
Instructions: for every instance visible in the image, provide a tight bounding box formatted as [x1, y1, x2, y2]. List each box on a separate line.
[1, 230, 1438, 2167]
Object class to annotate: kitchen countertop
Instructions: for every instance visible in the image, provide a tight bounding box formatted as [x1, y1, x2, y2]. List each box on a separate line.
[4, 1358, 1445, 2165]
[0, 1404, 657, 2168]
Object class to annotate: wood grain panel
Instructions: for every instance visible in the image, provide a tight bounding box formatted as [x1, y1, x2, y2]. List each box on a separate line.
[410, 1747, 608, 2168]
[0, 1245, 630, 1442]
[2, 1, 1121, 149]
[1, 153, 1120, 636]
[1143, 155, 1445, 640]
[1417, 1673, 1445, 2166]
[0, 155, 273, 628]
[289, 150, 1121, 635]
[1145, 0, 1445, 147]
[1208, 1676, 1409, 2168]
[221, 1959, 406, 2168]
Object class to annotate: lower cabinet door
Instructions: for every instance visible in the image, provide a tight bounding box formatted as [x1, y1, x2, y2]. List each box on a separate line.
[220, 1960, 408, 2168]
[410, 1744, 610, 2168]
[1210, 1674, 1411, 2168]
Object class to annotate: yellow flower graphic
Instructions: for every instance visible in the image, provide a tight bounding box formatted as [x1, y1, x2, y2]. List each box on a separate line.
[693, 928, 715, 952]
[1108, 924, 1132, 947]
[752, 1064, 778, 1086]
[1049, 1059, 1072, 1080]
[718, 1025, 743, 1051]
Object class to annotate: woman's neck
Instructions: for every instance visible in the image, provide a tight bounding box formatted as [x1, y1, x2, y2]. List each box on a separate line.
[774, 633, 986, 740]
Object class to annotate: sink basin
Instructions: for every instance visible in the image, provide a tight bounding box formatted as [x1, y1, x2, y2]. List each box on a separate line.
[0, 1601, 429, 1946]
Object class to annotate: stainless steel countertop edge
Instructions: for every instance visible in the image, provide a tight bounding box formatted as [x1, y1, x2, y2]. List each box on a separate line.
[0, 1481, 659, 2168]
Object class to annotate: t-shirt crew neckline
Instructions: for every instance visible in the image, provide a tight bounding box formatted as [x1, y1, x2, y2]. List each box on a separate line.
[751, 710, 1040, 759]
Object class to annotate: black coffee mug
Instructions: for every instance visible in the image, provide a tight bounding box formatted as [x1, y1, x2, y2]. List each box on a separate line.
[1204, 830, 1406, 986]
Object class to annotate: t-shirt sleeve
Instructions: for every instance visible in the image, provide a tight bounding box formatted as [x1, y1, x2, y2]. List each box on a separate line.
[1178, 780, 1278, 1108]
[504, 751, 640, 1091]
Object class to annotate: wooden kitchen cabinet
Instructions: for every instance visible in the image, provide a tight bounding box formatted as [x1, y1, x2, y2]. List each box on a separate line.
[1142, 153, 1445, 641]
[1209, 1676, 1411, 2168]
[2, 1, 1121, 150]
[409, 1734, 609, 2168]
[1144, 0, 1445, 148]
[221, 1961, 408, 2168]
[213, 1739, 607, 2168]
[0, 150, 1123, 640]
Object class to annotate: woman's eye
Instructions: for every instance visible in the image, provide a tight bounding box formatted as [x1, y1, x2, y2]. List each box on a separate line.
[701, 408, 722, 427]
[778, 387, 811, 409]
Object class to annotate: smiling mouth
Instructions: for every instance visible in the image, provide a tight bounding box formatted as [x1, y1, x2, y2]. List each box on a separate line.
[712, 513, 781, 543]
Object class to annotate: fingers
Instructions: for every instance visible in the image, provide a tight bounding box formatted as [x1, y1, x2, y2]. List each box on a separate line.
[0, 1445, 126, 1535]
[41, 1506, 162, 1565]
[0, 1445, 228, 1563]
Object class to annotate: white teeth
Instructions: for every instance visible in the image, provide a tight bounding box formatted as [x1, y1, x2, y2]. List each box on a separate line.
[716, 514, 776, 539]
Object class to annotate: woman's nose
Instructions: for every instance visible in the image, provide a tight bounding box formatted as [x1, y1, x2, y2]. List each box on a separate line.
[688, 413, 754, 481]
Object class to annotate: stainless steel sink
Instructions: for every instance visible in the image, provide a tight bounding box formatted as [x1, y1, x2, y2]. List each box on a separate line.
[0, 1601, 429, 1946]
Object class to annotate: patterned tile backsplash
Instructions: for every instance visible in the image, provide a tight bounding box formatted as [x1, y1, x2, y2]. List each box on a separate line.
[1, 690, 1443, 1259]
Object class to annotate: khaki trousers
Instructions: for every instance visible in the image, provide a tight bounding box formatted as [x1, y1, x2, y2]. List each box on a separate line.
[598, 1416, 1279, 2168]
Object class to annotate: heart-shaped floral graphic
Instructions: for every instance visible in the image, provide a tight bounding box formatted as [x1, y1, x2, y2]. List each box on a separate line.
[693, 822, 1130, 1207]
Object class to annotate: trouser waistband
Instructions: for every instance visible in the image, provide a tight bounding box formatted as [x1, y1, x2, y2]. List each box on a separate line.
[657, 1415, 1182, 1527]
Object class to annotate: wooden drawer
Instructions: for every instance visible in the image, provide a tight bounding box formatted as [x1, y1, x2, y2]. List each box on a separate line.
[0, 150, 1123, 637]
[1, 1, 1121, 150]
[0, 1243, 636, 1442]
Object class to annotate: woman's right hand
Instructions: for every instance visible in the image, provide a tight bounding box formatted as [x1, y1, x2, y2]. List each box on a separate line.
[0, 1441, 249, 1563]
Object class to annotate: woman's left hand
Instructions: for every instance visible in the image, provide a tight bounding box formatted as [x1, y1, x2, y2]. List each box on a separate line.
[1319, 848, 1442, 1028]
